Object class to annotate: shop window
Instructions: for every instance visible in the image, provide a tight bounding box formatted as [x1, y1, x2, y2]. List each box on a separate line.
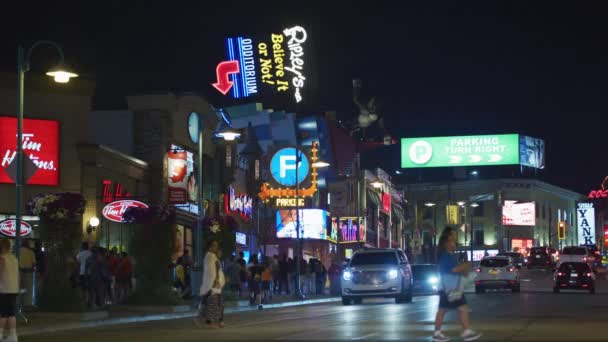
[226, 145, 232, 167]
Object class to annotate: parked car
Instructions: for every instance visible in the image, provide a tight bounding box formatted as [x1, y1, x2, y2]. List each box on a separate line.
[411, 264, 439, 295]
[475, 256, 520, 293]
[527, 247, 554, 269]
[497, 252, 526, 268]
[341, 248, 413, 305]
[553, 262, 595, 294]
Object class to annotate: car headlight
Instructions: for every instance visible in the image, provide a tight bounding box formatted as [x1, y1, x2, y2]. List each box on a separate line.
[343, 271, 352, 281]
[428, 276, 439, 285]
[388, 269, 399, 279]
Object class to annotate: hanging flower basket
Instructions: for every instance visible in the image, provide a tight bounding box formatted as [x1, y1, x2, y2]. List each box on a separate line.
[26, 192, 86, 222]
[200, 215, 237, 257]
[122, 204, 176, 225]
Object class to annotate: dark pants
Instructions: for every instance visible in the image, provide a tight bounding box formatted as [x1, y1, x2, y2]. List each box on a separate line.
[316, 273, 324, 295]
[279, 274, 289, 294]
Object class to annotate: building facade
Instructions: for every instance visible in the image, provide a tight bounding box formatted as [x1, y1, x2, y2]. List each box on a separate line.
[402, 178, 584, 261]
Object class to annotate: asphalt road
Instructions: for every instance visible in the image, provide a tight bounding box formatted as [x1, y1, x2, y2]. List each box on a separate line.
[20, 269, 608, 341]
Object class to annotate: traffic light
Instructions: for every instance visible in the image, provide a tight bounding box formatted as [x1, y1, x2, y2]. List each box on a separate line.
[558, 221, 566, 240]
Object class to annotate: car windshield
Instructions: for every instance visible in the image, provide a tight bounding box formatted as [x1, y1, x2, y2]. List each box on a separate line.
[350, 252, 398, 266]
[480, 258, 509, 267]
[559, 263, 589, 273]
[530, 248, 547, 255]
[562, 247, 586, 255]
[411, 265, 436, 279]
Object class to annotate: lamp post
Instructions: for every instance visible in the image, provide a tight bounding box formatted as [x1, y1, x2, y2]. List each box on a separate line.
[191, 108, 240, 297]
[470, 203, 479, 261]
[294, 148, 303, 299]
[15, 41, 77, 258]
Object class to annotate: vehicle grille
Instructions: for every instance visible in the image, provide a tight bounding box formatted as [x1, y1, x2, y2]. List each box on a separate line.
[352, 271, 388, 285]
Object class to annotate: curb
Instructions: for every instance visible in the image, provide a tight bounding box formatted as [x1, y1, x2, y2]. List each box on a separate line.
[18, 297, 340, 337]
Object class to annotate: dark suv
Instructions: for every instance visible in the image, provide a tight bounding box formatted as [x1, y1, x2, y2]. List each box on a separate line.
[527, 247, 554, 269]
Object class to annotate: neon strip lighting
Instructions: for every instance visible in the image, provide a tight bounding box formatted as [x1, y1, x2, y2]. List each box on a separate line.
[227, 38, 240, 98]
[238, 37, 248, 97]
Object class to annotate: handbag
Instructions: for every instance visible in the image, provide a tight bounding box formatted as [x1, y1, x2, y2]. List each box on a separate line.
[441, 274, 463, 303]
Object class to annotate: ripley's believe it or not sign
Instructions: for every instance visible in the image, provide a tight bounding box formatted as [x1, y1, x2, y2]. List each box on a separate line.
[401, 134, 545, 169]
[223, 26, 307, 103]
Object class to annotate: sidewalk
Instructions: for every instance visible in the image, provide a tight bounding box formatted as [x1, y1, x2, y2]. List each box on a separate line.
[17, 294, 340, 337]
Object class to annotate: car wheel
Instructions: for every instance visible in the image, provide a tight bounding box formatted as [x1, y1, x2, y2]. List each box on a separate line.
[553, 286, 560, 293]
[341, 296, 352, 305]
[404, 281, 413, 303]
[475, 285, 483, 294]
[353, 298, 362, 305]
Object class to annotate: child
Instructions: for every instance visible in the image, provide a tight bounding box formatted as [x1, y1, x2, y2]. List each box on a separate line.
[261, 262, 272, 304]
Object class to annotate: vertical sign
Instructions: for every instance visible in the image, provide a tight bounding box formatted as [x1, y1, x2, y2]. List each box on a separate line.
[446, 205, 459, 225]
[577, 203, 596, 245]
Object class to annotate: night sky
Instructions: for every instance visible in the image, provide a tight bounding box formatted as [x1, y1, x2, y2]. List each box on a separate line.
[1, 2, 607, 194]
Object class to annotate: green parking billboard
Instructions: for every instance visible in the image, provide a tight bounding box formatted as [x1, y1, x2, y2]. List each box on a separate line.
[401, 134, 520, 168]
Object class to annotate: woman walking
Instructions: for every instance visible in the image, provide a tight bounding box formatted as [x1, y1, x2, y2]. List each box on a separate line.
[432, 227, 481, 342]
[200, 240, 225, 328]
[0, 239, 19, 342]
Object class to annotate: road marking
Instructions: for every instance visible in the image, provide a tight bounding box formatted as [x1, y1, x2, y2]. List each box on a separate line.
[352, 332, 378, 340]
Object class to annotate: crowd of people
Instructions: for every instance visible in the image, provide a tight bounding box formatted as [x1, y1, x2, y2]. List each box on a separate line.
[75, 243, 133, 310]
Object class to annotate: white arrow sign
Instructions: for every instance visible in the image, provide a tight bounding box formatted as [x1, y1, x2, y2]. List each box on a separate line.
[448, 155, 463, 164]
[468, 155, 482, 163]
[488, 154, 503, 162]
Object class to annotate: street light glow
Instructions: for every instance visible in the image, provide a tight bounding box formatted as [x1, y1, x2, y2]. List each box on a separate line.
[312, 161, 330, 168]
[457, 201, 466, 206]
[371, 181, 383, 188]
[470, 203, 480, 208]
[46, 68, 78, 83]
[89, 216, 100, 228]
[216, 131, 241, 141]
[424, 202, 436, 207]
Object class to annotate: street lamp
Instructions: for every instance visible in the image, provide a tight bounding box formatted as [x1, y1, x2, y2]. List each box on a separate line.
[191, 108, 240, 298]
[424, 202, 436, 207]
[14, 41, 78, 258]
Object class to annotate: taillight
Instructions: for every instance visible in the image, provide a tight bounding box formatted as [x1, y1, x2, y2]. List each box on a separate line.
[583, 257, 588, 262]
[557, 272, 564, 276]
[476, 268, 481, 273]
[508, 267, 515, 272]
[587, 273, 592, 277]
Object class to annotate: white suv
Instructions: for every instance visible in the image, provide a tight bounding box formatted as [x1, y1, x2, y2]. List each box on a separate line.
[341, 248, 413, 305]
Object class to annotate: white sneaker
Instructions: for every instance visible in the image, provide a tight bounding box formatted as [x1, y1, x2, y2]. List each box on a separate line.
[432, 331, 451, 342]
[461, 329, 482, 341]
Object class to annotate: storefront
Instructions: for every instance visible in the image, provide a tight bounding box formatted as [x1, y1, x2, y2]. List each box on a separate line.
[77, 143, 149, 250]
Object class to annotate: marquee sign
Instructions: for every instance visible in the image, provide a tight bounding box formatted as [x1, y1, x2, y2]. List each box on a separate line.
[401, 134, 520, 168]
[0, 219, 32, 237]
[274, 197, 305, 208]
[0, 117, 60, 185]
[577, 203, 596, 245]
[221, 26, 308, 103]
[224, 186, 253, 220]
[588, 176, 608, 199]
[259, 142, 319, 202]
[102, 200, 149, 223]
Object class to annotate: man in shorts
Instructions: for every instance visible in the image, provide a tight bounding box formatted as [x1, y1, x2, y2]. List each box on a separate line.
[0, 239, 20, 342]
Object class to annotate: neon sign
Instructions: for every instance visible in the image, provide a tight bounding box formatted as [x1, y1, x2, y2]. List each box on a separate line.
[102, 200, 149, 223]
[0, 219, 32, 237]
[222, 26, 307, 103]
[259, 142, 319, 202]
[274, 197, 305, 207]
[588, 176, 608, 199]
[101, 180, 132, 204]
[224, 186, 253, 220]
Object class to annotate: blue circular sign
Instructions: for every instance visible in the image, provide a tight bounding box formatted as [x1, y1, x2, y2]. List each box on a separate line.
[270, 147, 309, 187]
[188, 112, 200, 143]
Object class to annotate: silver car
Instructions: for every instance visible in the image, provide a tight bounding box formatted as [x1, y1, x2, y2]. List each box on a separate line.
[341, 248, 413, 305]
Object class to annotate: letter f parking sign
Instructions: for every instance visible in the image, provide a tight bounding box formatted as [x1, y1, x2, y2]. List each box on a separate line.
[270, 147, 310, 187]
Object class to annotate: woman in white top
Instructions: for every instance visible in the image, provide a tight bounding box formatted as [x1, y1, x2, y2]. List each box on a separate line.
[200, 240, 225, 328]
[0, 239, 19, 342]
